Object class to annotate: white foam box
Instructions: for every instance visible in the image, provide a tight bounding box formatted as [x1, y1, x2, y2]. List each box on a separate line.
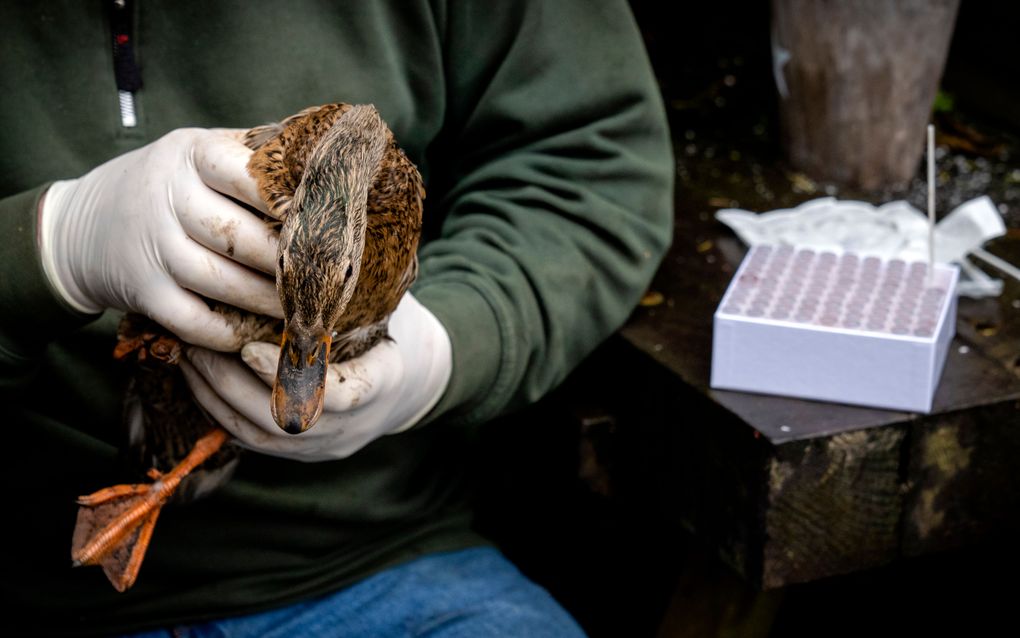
[710, 245, 959, 413]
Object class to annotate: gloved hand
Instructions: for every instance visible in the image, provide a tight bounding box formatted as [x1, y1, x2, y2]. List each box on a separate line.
[180, 293, 453, 462]
[38, 128, 282, 350]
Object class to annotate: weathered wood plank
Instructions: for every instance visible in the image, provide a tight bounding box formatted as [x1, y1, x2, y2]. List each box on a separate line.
[763, 427, 906, 589]
[575, 342, 1020, 589]
[564, 327, 1020, 589]
[902, 402, 1020, 555]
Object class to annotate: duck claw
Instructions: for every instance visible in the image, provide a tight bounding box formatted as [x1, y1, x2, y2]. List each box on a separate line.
[75, 483, 149, 507]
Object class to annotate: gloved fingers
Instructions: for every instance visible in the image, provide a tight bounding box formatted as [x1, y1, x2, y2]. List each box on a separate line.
[184, 346, 280, 433]
[146, 287, 251, 351]
[323, 340, 404, 411]
[238, 341, 283, 386]
[205, 343, 366, 445]
[184, 349, 358, 461]
[170, 248, 283, 319]
[177, 183, 279, 275]
[369, 292, 453, 433]
[192, 131, 269, 215]
[240, 339, 402, 413]
[179, 357, 280, 452]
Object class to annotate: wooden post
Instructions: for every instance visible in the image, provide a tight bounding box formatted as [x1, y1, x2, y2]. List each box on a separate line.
[772, 0, 961, 191]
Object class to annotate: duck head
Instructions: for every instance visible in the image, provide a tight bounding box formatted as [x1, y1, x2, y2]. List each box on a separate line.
[272, 105, 388, 434]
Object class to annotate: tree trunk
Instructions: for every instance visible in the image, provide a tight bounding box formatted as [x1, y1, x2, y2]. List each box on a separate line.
[772, 0, 961, 191]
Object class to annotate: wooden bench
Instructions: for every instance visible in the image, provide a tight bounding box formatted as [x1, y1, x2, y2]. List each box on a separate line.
[615, 212, 1020, 590]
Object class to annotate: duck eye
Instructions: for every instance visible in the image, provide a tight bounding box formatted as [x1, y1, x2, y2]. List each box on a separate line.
[345, 264, 354, 278]
[278, 255, 285, 272]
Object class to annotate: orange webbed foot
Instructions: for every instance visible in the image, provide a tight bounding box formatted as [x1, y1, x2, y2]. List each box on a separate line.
[71, 429, 229, 592]
[71, 482, 165, 592]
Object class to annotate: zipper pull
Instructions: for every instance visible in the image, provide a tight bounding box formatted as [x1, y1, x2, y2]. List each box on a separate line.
[110, 0, 141, 128]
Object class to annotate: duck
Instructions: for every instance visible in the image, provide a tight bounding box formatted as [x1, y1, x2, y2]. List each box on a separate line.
[69, 103, 425, 592]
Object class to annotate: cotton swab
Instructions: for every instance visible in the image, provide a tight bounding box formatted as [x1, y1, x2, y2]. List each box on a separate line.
[927, 124, 936, 282]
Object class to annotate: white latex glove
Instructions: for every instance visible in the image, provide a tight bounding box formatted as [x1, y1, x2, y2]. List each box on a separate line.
[39, 128, 283, 350]
[180, 293, 453, 462]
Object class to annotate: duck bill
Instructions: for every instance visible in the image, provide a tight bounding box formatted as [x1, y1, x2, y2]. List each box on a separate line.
[271, 327, 332, 434]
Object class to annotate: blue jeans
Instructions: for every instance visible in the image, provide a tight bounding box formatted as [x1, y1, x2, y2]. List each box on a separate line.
[125, 547, 586, 637]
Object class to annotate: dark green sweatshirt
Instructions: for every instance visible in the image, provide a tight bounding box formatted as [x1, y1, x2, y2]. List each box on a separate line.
[0, 1, 672, 634]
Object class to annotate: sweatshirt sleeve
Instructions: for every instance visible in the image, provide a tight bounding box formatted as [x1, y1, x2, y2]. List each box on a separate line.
[0, 185, 98, 386]
[412, 0, 674, 425]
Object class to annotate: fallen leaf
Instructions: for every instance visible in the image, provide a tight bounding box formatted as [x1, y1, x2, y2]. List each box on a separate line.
[640, 291, 665, 307]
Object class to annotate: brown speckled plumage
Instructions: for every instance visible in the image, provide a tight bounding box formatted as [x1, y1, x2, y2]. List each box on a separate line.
[246, 103, 424, 362]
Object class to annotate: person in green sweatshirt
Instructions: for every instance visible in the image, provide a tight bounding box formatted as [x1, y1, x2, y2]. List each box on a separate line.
[0, 0, 673, 635]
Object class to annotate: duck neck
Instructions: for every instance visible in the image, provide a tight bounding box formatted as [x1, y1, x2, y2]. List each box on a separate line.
[290, 105, 388, 246]
[281, 105, 389, 328]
